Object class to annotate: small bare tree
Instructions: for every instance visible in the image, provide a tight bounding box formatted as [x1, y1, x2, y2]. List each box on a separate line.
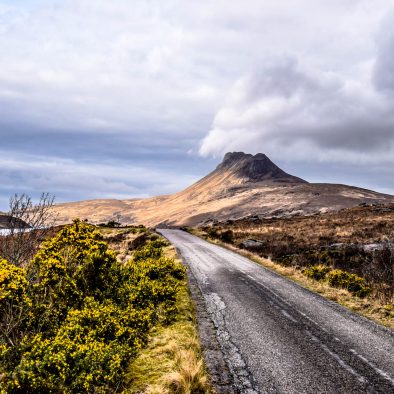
[0, 193, 56, 266]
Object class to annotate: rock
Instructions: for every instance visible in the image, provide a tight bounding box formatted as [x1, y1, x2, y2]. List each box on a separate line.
[362, 243, 394, 252]
[217, 152, 307, 184]
[328, 242, 394, 253]
[327, 243, 359, 251]
[240, 239, 264, 250]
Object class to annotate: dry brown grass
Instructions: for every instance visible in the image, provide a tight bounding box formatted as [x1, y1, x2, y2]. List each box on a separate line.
[226, 205, 394, 247]
[164, 348, 208, 393]
[199, 205, 394, 303]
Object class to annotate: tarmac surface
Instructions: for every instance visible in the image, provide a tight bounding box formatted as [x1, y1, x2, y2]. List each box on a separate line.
[159, 229, 394, 394]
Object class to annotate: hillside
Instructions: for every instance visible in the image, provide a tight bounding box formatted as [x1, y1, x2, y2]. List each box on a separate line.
[0, 214, 30, 229]
[53, 152, 394, 226]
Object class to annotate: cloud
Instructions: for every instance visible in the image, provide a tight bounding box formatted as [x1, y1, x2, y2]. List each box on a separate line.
[1, 0, 394, 207]
[0, 149, 203, 209]
[373, 11, 394, 94]
[1, 0, 391, 139]
[0, 0, 226, 137]
[200, 43, 394, 164]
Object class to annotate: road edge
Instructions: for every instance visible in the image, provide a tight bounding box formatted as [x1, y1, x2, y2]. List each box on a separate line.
[172, 245, 235, 393]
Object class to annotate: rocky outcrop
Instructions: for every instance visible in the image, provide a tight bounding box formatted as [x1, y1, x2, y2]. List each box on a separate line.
[215, 152, 307, 184]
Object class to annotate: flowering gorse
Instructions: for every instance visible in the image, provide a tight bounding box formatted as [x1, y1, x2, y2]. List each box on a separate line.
[0, 220, 185, 392]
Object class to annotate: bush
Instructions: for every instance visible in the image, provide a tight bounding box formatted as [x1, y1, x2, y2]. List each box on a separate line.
[302, 265, 331, 281]
[219, 230, 234, 244]
[104, 220, 121, 228]
[326, 269, 371, 297]
[0, 220, 186, 392]
[206, 227, 218, 239]
[133, 241, 163, 262]
[0, 259, 32, 370]
[301, 264, 371, 298]
[13, 298, 153, 393]
[26, 219, 120, 333]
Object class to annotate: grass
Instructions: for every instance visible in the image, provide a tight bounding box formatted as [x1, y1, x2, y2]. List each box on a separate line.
[191, 228, 394, 331]
[125, 282, 210, 393]
[124, 242, 213, 394]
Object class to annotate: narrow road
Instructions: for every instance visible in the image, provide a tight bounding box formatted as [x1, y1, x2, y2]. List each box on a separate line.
[158, 229, 394, 394]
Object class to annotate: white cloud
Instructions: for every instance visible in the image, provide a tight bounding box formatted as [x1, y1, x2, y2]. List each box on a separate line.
[1, 0, 392, 136]
[200, 21, 394, 164]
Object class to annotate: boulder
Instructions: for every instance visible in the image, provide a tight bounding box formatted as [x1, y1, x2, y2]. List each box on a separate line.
[240, 239, 264, 250]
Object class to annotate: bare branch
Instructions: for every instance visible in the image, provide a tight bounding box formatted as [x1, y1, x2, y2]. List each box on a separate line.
[0, 193, 57, 266]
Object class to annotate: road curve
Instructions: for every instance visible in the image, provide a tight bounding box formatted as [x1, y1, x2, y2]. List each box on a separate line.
[158, 229, 394, 394]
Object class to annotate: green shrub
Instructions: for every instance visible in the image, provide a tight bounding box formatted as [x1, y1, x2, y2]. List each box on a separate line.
[104, 220, 121, 228]
[26, 219, 120, 333]
[0, 220, 186, 392]
[302, 265, 331, 281]
[302, 264, 371, 298]
[127, 257, 186, 323]
[133, 241, 163, 262]
[0, 259, 32, 370]
[206, 227, 218, 239]
[13, 298, 153, 393]
[326, 269, 371, 297]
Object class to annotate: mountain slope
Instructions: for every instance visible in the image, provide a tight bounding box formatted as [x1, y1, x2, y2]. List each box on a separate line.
[53, 152, 394, 226]
[0, 214, 30, 229]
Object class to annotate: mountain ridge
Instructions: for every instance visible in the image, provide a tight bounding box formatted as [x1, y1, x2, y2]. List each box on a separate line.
[52, 152, 394, 226]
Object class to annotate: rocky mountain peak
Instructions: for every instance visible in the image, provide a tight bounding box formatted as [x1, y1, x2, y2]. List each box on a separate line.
[216, 152, 307, 184]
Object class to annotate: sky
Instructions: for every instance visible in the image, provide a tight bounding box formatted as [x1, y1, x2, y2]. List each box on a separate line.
[1, 0, 394, 210]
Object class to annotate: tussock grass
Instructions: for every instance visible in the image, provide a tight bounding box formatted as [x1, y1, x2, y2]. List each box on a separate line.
[125, 244, 212, 394]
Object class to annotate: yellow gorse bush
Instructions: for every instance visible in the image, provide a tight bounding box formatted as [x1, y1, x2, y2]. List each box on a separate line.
[0, 220, 186, 393]
[0, 259, 29, 303]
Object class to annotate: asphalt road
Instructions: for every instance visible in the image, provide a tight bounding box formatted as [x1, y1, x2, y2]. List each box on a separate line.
[158, 229, 394, 394]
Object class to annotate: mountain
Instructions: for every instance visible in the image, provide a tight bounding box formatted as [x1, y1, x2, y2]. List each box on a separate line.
[53, 152, 394, 226]
[0, 214, 30, 229]
[215, 152, 306, 184]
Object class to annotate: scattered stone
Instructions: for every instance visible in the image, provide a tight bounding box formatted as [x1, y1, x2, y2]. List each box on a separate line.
[363, 243, 394, 252]
[240, 239, 264, 250]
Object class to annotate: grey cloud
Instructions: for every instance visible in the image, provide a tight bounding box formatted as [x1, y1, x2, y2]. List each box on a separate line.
[373, 14, 394, 94]
[0, 149, 214, 211]
[244, 58, 320, 100]
[1, 1, 394, 208]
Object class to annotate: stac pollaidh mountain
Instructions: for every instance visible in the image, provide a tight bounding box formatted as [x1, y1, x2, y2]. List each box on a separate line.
[53, 152, 394, 226]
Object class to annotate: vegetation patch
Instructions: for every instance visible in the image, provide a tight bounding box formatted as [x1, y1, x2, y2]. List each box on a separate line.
[0, 220, 186, 393]
[302, 265, 371, 297]
[196, 204, 394, 303]
[302, 265, 331, 281]
[125, 282, 211, 394]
